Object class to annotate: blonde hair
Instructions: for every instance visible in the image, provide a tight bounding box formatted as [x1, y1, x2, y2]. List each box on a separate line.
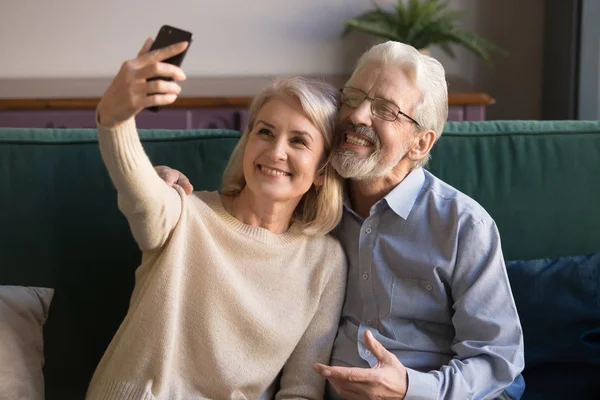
[221, 77, 343, 236]
[348, 41, 448, 168]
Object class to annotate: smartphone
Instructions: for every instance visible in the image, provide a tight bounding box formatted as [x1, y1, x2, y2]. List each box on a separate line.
[146, 25, 193, 112]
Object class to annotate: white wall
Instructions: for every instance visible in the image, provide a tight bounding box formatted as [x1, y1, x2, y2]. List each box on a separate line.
[0, 0, 544, 119]
[0, 0, 377, 78]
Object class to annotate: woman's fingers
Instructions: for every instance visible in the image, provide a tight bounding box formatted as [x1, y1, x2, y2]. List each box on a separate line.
[137, 62, 186, 82]
[137, 37, 154, 57]
[115, 79, 180, 111]
[112, 71, 181, 113]
[141, 41, 189, 65]
[143, 79, 182, 96]
[140, 93, 179, 109]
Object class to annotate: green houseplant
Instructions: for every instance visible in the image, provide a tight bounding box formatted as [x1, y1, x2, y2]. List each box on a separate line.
[342, 0, 506, 65]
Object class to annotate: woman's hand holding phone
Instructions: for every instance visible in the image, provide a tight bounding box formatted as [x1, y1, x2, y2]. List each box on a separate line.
[96, 38, 188, 128]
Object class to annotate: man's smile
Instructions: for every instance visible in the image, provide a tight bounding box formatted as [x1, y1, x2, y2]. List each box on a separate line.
[344, 133, 374, 147]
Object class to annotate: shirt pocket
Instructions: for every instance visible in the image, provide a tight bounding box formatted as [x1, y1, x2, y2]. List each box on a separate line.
[386, 277, 454, 350]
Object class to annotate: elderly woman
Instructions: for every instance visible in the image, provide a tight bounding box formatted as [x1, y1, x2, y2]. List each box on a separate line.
[86, 39, 346, 400]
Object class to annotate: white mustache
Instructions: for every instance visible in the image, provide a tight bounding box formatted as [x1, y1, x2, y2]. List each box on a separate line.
[337, 123, 379, 147]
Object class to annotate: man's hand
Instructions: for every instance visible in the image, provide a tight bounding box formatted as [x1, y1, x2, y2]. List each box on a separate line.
[313, 330, 408, 400]
[155, 165, 194, 195]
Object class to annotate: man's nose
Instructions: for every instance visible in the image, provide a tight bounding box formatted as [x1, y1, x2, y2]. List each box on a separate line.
[347, 100, 373, 127]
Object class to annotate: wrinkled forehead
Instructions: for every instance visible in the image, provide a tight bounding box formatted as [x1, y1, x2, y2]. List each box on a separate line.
[346, 62, 420, 108]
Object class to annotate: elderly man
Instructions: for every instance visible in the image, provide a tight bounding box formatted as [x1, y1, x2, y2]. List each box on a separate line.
[156, 41, 525, 399]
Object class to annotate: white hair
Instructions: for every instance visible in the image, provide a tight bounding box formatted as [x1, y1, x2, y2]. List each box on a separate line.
[347, 41, 448, 168]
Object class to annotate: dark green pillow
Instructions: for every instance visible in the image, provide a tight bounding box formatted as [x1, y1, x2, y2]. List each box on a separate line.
[506, 251, 600, 367]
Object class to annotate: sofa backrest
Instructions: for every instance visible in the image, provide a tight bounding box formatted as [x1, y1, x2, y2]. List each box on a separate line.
[0, 128, 240, 398]
[1, 120, 599, 399]
[432, 120, 600, 260]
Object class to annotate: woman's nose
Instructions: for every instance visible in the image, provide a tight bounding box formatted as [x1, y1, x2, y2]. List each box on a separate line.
[268, 138, 288, 161]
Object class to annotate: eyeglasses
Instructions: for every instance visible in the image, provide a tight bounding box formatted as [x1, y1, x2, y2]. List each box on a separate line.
[339, 86, 420, 127]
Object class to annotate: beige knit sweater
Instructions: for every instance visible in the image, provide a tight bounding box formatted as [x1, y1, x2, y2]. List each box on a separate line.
[85, 118, 347, 400]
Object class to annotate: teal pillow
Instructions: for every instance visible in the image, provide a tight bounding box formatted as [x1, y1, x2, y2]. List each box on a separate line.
[506, 251, 600, 368]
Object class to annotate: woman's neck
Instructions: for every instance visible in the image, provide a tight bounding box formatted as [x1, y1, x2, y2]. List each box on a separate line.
[222, 188, 298, 234]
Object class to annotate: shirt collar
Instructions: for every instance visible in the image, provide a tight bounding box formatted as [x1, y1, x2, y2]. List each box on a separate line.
[342, 184, 356, 213]
[384, 167, 425, 219]
[342, 167, 425, 220]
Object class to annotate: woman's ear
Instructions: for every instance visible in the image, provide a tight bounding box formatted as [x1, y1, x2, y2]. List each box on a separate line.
[313, 172, 325, 187]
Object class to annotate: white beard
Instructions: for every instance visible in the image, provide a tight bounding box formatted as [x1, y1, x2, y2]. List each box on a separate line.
[330, 147, 403, 181]
[330, 122, 409, 181]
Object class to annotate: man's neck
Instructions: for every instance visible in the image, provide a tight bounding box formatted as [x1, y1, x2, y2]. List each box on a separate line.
[348, 165, 413, 218]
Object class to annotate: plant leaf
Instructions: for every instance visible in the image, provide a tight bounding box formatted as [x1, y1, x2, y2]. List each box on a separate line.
[343, 19, 403, 41]
[439, 43, 456, 58]
[341, 0, 507, 65]
[342, 9, 398, 37]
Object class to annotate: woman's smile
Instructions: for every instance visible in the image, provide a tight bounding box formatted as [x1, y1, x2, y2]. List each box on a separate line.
[257, 164, 292, 178]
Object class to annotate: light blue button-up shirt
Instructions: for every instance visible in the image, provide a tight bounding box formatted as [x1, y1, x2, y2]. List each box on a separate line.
[329, 167, 525, 400]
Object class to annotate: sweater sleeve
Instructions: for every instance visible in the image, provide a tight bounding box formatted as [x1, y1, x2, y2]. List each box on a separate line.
[276, 242, 348, 400]
[97, 117, 183, 251]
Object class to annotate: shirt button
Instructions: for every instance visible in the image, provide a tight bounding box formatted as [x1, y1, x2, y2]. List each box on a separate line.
[363, 273, 369, 280]
[365, 350, 371, 356]
[366, 320, 372, 326]
[426, 284, 433, 291]
[365, 227, 372, 234]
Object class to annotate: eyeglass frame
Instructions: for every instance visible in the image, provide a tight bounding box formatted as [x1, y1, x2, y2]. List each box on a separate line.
[339, 86, 421, 128]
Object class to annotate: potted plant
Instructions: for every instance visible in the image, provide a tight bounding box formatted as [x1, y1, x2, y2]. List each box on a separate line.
[342, 0, 506, 65]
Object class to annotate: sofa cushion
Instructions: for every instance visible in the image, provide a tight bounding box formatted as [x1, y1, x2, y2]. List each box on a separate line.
[520, 363, 600, 400]
[0, 286, 54, 400]
[506, 251, 600, 398]
[506, 251, 600, 366]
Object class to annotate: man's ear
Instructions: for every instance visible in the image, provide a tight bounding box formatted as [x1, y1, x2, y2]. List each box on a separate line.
[408, 130, 436, 162]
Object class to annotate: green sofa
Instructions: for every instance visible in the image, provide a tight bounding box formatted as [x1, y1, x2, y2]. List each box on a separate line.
[1, 121, 599, 399]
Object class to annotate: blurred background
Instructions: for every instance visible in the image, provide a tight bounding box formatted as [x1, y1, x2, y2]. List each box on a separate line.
[0, 0, 598, 121]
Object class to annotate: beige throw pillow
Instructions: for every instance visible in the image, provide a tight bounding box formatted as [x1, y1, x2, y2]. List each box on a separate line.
[0, 286, 54, 400]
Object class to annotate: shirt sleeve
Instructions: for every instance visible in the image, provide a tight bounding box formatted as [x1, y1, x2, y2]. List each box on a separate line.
[404, 218, 525, 400]
[97, 117, 183, 251]
[276, 244, 348, 400]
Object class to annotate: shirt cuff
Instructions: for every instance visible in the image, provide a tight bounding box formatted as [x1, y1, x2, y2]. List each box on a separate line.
[404, 368, 438, 400]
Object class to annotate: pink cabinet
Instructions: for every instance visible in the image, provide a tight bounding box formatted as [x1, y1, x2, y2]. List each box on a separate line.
[448, 105, 487, 122]
[136, 110, 190, 129]
[0, 104, 485, 130]
[0, 108, 246, 130]
[0, 77, 493, 129]
[189, 109, 243, 130]
[0, 110, 97, 129]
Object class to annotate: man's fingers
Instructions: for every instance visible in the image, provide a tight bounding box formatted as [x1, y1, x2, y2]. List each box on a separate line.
[176, 175, 194, 195]
[313, 363, 372, 383]
[313, 363, 329, 376]
[155, 166, 194, 195]
[156, 166, 180, 185]
[137, 37, 154, 57]
[364, 329, 393, 365]
[328, 378, 363, 399]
